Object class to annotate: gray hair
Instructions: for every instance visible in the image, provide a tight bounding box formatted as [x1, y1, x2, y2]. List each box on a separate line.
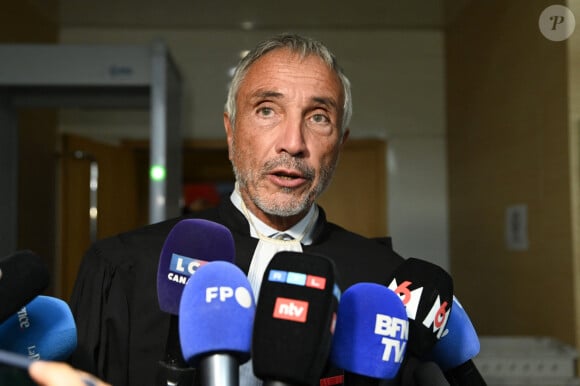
[224, 33, 352, 132]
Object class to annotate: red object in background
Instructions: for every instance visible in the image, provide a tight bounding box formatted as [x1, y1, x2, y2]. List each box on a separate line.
[182, 183, 222, 212]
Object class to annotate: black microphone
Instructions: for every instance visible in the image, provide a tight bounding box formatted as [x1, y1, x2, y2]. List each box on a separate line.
[252, 251, 339, 386]
[156, 219, 236, 386]
[413, 361, 451, 386]
[0, 250, 49, 324]
[386, 257, 454, 357]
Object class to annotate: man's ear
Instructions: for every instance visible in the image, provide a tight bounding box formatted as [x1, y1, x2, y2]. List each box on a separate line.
[340, 128, 350, 148]
[224, 112, 234, 161]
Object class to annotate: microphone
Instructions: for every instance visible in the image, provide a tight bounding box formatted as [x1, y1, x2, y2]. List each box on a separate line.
[329, 282, 409, 385]
[252, 251, 340, 386]
[0, 295, 77, 361]
[179, 261, 255, 386]
[413, 361, 450, 386]
[0, 250, 49, 324]
[386, 257, 454, 357]
[425, 297, 487, 386]
[156, 218, 236, 386]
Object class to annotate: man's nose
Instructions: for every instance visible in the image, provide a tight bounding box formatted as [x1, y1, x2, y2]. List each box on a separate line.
[275, 115, 307, 156]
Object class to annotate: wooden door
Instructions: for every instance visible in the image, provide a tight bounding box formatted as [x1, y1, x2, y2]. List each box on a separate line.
[60, 134, 141, 300]
[318, 139, 387, 238]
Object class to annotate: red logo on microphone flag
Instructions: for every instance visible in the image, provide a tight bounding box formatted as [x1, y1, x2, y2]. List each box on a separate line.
[306, 275, 326, 290]
[273, 297, 309, 323]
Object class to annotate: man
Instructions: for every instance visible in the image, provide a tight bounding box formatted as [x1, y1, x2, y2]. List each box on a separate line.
[69, 33, 406, 386]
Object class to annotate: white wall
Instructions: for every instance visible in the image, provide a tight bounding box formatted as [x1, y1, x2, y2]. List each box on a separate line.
[388, 136, 449, 271]
[59, 28, 448, 269]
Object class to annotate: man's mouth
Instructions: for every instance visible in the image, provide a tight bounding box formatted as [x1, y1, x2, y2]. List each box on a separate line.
[273, 171, 301, 180]
[269, 169, 308, 187]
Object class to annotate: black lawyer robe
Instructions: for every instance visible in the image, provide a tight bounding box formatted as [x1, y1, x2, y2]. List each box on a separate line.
[68, 199, 406, 386]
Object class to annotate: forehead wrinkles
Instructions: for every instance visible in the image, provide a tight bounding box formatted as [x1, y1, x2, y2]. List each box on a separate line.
[239, 51, 342, 105]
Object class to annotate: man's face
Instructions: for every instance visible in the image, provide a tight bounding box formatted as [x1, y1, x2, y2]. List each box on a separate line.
[224, 48, 349, 226]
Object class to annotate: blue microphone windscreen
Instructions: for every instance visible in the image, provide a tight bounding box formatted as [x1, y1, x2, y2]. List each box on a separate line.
[425, 296, 480, 370]
[157, 219, 236, 315]
[179, 261, 255, 365]
[0, 296, 77, 361]
[330, 282, 409, 380]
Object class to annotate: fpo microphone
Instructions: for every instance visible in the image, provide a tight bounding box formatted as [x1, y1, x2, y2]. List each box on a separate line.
[156, 218, 236, 386]
[179, 261, 255, 386]
[386, 258, 453, 357]
[0, 250, 49, 324]
[0, 295, 77, 361]
[330, 282, 408, 385]
[425, 297, 487, 386]
[252, 251, 339, 386]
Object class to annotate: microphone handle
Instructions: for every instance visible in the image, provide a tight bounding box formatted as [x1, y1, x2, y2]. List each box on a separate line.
[156, 315, 197, 386]
[344, 371, 380, 386]
[263, 381, 296, 386]
[156, 361, 197, 386]
[414, 361, 450, 386]
[444, 360, 487, 386]
[263, 379, 298, 386]
[199, 353, 239, 386]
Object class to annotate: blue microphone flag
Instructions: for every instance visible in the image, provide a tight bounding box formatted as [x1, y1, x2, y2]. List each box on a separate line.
[179, 261, 255, 365]
[330, 282, 408, 380]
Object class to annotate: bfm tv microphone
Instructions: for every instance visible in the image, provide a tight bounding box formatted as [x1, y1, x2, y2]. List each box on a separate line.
[0, 250, 49, 324]
[424, 297, 487, 386]
[386, 258, 453, 357]
[179, 261, 255, 386]
[329, 282, 409, 385]
[252, 251, 340, 386]
[156, 218, 236, 386]
[0, 295, 77, 361]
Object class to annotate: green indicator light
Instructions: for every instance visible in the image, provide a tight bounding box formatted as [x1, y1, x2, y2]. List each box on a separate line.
[150, 165, 166, 181]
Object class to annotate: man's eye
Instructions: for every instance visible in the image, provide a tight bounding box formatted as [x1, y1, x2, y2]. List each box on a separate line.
[258, 107, 273, 116]
[312, 114, 329, 123]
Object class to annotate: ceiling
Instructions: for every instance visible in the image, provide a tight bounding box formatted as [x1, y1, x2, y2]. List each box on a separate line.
[30, 0, 471, 30]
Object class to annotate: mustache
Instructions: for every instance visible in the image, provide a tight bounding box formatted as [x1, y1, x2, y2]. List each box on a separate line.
[262, 155, 315, 179]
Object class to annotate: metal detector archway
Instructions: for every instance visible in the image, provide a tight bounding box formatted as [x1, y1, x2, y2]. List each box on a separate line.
[0, 41, 182, 257]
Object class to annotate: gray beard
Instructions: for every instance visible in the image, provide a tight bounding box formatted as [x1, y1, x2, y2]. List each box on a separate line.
[232, 160, 335, 218]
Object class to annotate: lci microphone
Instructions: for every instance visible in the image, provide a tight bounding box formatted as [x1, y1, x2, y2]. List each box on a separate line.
[156, 218, 236, 386]
[0, 250, 49, 324]
[0, 295, 77, 361]
[330, 282, 409, 386]
[179, 261, 255, 386]
[424, 297, 487, 386]
[252, 251, 340, 386]
[386, 258, 454, 357]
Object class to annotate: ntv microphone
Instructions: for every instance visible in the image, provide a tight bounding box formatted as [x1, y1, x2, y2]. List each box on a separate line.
[424, 297, 487, 386]
[0, 295, 77, 361]
[386, 258, 454, 357]
[0, 250, 49, 324]
[156, 218, 236, 386]
[252, 251, 340, 386]
[329, 282, 409, 386]
[179, 261, 255, 386]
